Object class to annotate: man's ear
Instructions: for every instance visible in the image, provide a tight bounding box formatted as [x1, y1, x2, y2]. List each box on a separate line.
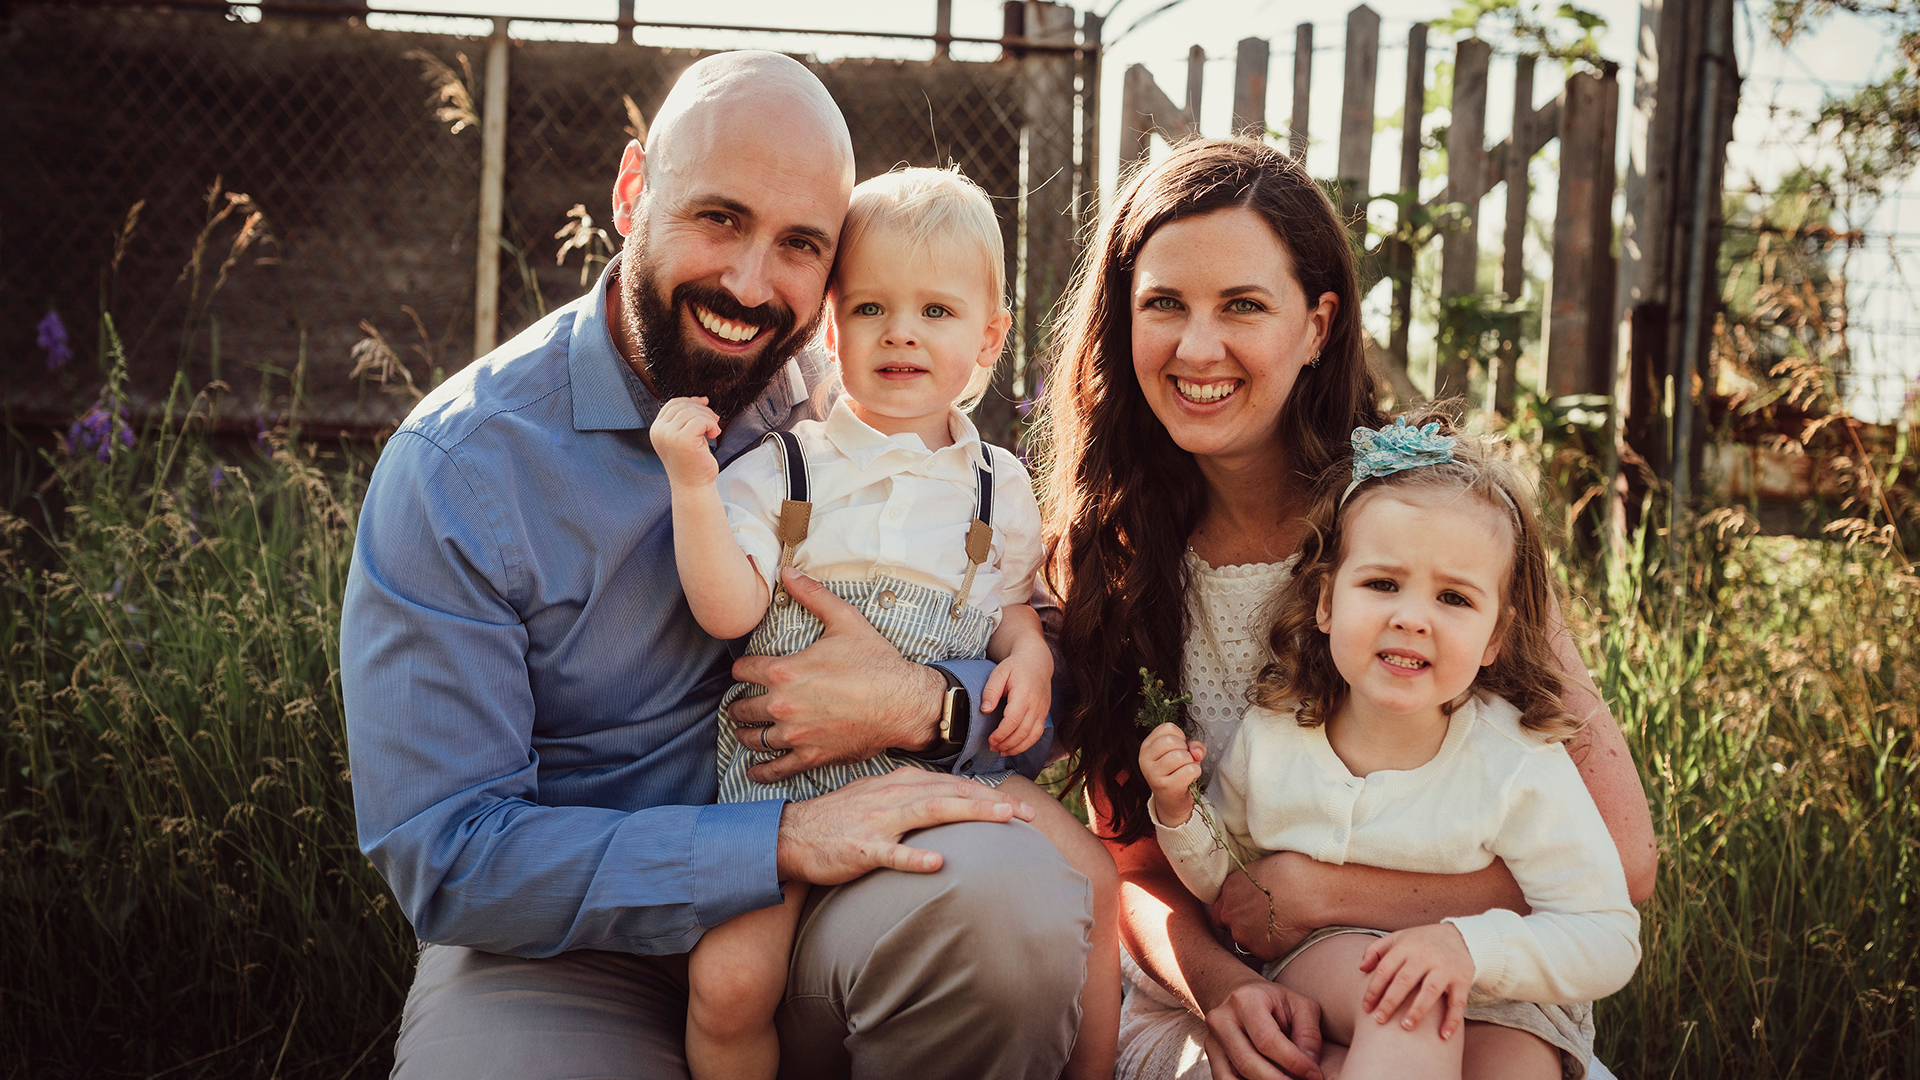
[611, 140, 646, 238]
[977, 308, 1012, 370]
[1315, 580, 1333, 634]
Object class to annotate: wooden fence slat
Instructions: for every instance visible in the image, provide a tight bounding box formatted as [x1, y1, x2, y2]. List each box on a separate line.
[1437, 36, 1490, 399]
[1387, 21, 1427, 388]
[1291, 23, 1312, 161]
[1546, 70, 1603, 397]
[1121, 63, 1189, 172]
[1338, 4, 1381, 224]
[1491, 53, 1536, 414]
[1233, 36, 1269, 136]
[1186, 44, 1205, 129]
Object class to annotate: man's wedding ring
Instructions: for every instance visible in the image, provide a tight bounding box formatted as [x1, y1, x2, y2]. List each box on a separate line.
[757, 726, 772, 752]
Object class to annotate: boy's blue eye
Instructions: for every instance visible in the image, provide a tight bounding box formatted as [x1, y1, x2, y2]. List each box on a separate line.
[923, 304, 951, 319]
[853, 302, 882, 317]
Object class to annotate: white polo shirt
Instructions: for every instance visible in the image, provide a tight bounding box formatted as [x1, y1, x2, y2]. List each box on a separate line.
[716, 397, 1043, 627]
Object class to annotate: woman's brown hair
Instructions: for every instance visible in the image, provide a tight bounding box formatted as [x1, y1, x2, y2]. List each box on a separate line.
[1255, 408, 1579, 738]
[1033, 137, 1382, 844]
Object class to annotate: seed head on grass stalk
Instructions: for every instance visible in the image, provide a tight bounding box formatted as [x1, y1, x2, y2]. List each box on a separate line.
[1131, 667, 1279, 946]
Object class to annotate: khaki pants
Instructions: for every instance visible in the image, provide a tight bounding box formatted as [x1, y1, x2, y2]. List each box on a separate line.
[390, 819, 1092, 1080]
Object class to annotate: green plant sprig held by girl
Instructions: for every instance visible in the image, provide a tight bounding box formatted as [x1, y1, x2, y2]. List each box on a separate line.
[1132, 668, 1278, 943]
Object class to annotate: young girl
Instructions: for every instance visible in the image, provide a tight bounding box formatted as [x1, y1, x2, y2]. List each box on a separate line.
[1139, 411, 1640, 1080]
[651, 166, 1119, 1080]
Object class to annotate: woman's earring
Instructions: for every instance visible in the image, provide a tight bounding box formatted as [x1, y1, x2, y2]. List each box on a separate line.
[1308, 351, 1322, 368]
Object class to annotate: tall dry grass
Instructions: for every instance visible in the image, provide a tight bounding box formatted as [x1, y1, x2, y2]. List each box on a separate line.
[3, 328, 410, 1077]
[1579, 521, 1917, 1078]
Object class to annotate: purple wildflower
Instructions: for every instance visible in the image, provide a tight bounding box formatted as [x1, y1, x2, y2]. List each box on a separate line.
[210, 466, 227, 493]
[66, 398, 134, 462]
[38, 311, 72, 370]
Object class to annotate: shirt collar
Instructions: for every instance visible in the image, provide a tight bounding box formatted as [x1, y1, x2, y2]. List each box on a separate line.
[569, 255, 651, 432]
[819, 397, 987, 473]
[568, 252, 815, 434]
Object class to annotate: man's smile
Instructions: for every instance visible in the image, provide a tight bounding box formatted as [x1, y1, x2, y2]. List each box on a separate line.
[693, 304, 763, 344]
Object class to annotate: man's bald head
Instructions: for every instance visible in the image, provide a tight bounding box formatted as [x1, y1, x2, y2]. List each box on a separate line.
[606, 51, 853, 421]
[643, 51, 853, 195]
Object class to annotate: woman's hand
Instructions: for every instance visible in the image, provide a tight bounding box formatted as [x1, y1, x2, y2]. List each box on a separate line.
[1214, 851, 1321, 960]
[1203, 980, 1326, 1080]
[1138, 721, 1204, 827]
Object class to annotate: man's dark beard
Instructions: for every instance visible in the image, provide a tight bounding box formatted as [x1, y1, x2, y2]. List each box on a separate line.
[619, 247, 821, 422]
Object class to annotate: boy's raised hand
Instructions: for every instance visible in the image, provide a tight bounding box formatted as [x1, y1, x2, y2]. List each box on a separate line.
[649, 397, 722, 486]
[1137, 722, 1204, 827]
[981, 643, 1051, 756]
[1358, 922, 1475, 1041]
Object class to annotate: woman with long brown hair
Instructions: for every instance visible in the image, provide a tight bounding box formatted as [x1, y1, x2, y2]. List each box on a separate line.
[1035, 137, 1656, 1079]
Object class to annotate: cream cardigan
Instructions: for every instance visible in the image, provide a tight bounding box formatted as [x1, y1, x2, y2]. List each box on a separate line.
[1153, 693, 1641, 1006]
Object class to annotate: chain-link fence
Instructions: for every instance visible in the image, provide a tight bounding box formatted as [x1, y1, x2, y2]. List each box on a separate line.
[2, 2, 1097, 447]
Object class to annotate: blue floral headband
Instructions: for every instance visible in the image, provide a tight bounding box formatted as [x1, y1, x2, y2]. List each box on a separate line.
[1339, 416, 1520, 513]
[1340, 417, 1456, 505]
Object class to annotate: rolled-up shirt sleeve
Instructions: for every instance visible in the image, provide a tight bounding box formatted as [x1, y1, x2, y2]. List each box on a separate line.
[717, 440, 786, 598]
[343, 432, 783, 958]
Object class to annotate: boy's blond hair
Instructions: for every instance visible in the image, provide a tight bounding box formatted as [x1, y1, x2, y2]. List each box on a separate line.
[839, 165, 1008, 402]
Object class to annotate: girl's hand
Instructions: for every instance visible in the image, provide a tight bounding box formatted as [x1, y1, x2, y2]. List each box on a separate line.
[1137, 722, 1204, 827]
[1358, 923, 1475, 1040]
[649, 397, 722, 487]
[982, 642, 1052, 756]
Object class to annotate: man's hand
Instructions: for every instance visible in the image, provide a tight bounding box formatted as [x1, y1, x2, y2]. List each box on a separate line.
[730, 569, 944, 784]
[648, 397, 722, 487]
[1203, 980, 1325, 1080]
[1358, 923, 1474, 1040]
[1215, 851, 1320, 960]
[1138, 722, 1203, 827]
[775, 768, 1036, 885]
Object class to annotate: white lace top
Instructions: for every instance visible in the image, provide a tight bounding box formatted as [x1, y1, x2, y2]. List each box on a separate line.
[1180, 551, 1296, 786]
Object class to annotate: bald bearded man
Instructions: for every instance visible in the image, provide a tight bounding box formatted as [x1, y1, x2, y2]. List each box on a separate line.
[341, 53, 1091, 1079]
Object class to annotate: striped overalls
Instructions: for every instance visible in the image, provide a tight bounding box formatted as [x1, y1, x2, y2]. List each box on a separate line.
[716, 430, 1009, 803]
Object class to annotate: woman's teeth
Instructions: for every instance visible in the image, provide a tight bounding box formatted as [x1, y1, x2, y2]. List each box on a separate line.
[696, 306, 761, 343]
[1380, 653, 1428, 670]
[1174, 378, 1240, 404]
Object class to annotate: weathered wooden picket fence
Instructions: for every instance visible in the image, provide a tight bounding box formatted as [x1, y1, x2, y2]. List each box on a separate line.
[1118, 5, 1621, 416]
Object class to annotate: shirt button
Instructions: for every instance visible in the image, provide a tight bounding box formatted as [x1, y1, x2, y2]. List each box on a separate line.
[877, 589, 897, 609]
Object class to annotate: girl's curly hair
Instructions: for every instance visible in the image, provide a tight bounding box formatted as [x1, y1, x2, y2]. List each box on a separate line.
[1253, 408, 1581, 739]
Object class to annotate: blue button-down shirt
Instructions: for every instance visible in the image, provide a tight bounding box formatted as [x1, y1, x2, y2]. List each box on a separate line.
[342, 259, 1049, 958]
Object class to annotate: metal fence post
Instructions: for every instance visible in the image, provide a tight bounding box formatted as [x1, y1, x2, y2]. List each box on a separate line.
[474, 17, 509, 360]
